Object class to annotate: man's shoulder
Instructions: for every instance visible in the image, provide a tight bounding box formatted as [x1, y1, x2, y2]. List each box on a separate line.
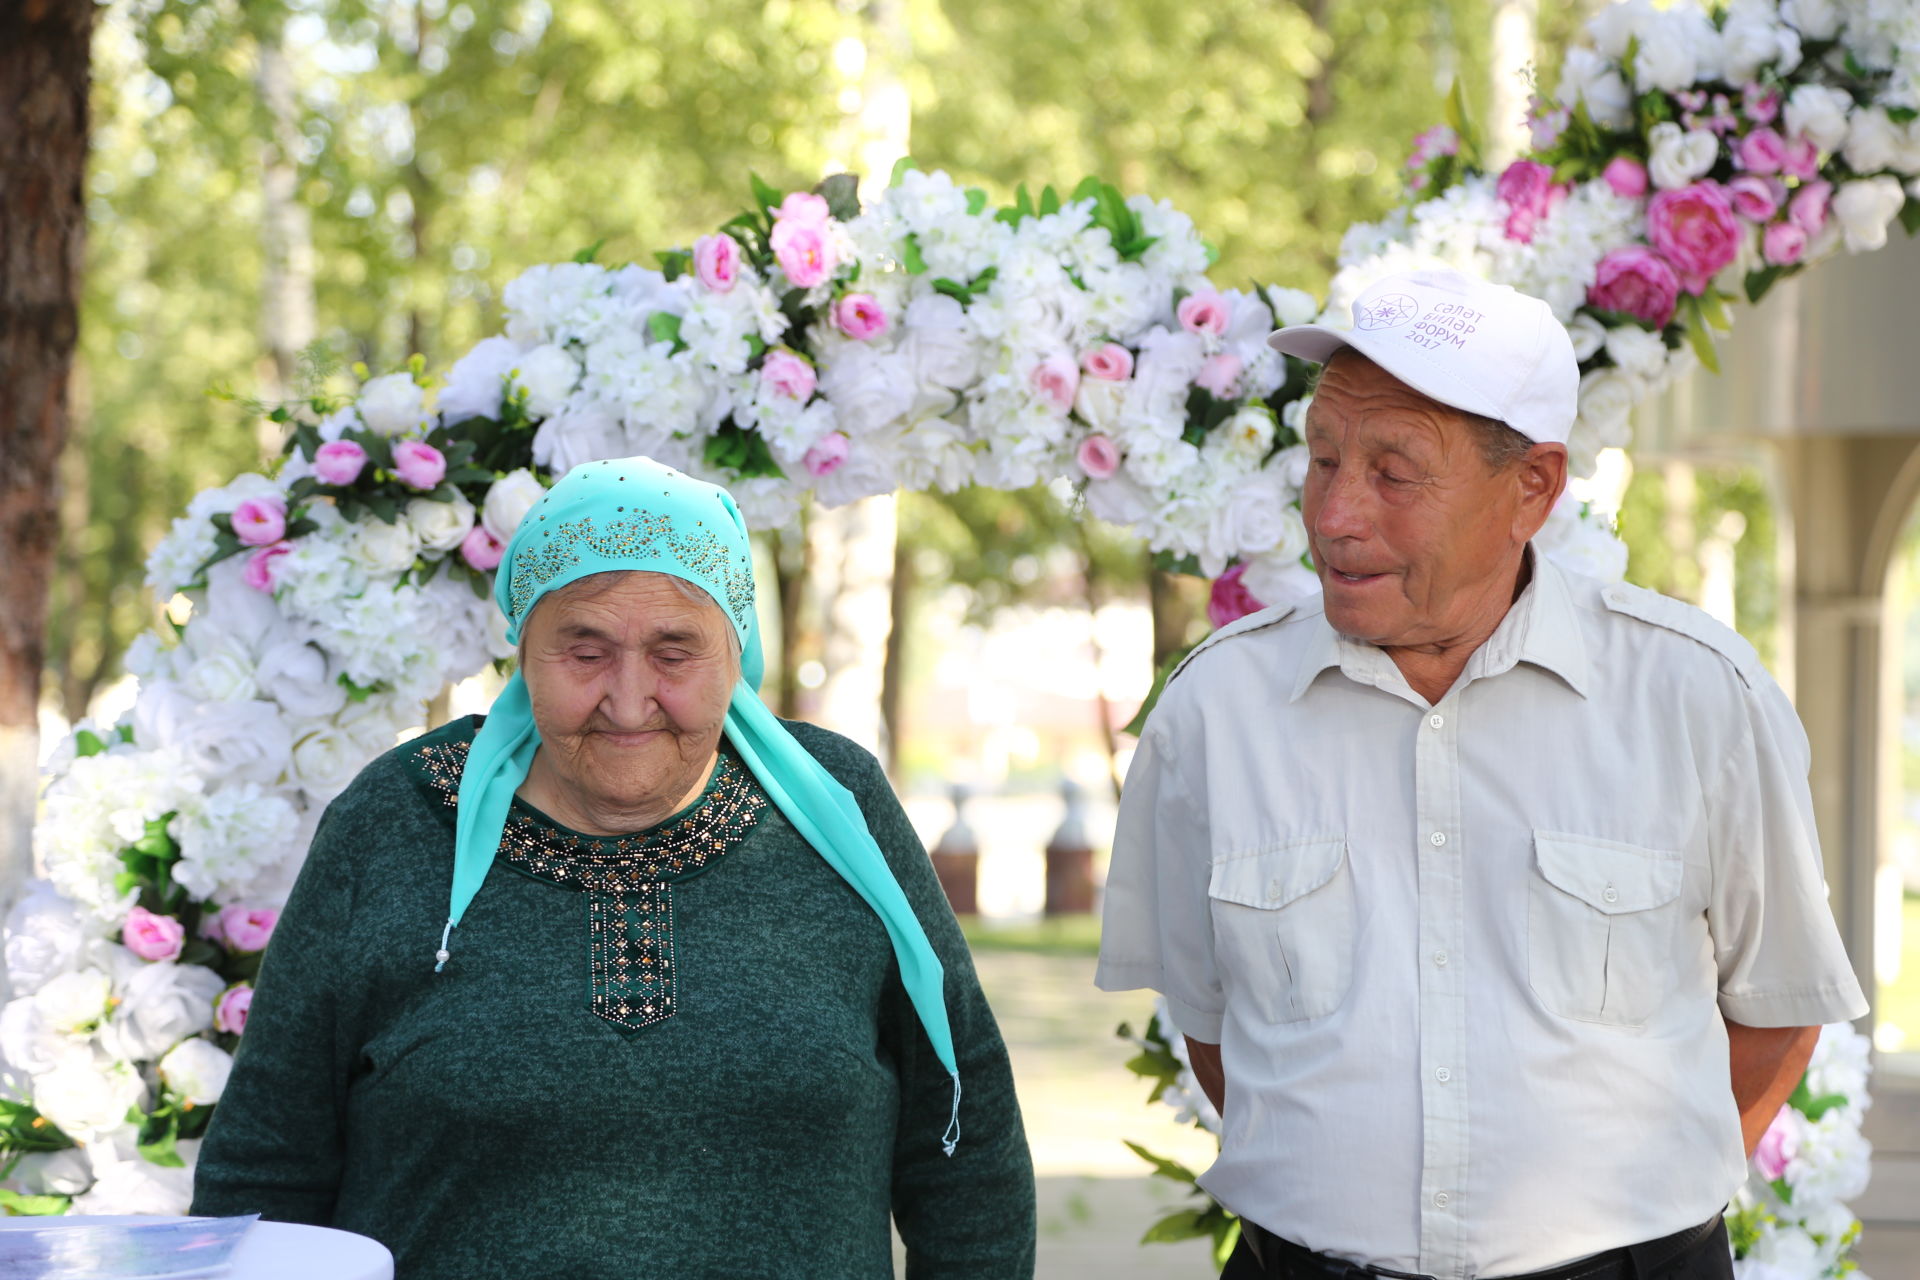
[1167, 596, 1325, 688]
[1566, 571, 1768, 689]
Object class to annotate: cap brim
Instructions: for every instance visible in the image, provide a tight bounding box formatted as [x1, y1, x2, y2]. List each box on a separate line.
[1266, 323, 1509, 427]
[1266, 324, 1354, 363]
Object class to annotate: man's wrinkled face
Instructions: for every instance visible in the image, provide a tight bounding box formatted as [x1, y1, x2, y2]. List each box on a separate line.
[1301, 352, 1536, 650]
[519, 571, 738, 815]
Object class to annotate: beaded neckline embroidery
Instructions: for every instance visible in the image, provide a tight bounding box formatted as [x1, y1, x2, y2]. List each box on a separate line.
[413, 735, 767, 1032]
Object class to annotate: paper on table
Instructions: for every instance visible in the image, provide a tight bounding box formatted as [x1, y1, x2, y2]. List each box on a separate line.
[0, 1215, 259, 1280]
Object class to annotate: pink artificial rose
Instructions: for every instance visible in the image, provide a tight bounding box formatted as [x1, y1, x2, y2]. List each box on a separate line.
[231, 497, 287, 547]
[1781, 136, 1819, 181]
[243, 542, 294, 593]
[761, 349, 817, 400]
[1496, 160, 1566, 244]
[1081, 343, 1134, 381]
[1207, 563, 1267, 630]
[1195, 353, 1244, 398]
[1602, 157, 1649, 199]
[219, 905, 279, 953]
[692, 233, 741, 293]
[773, 191, 832, 228]
[1743, 84, 1781, 126]
[460, 523, 506, 572]
[1029, 353, 1080, 413]
[122, 906, 185, 963]
[1751, 1105, 1799, 1181]
[1587, 246, 1684, 329]
[1076, 435, 1121, 479]
[1405, 124, 1458, 168]
[391, 440, 447, 491]
[1763, 221, 1809, 266]
[215, 984, 254, 1036]
[1736, 127, 1788, 176]
[313, 439, 369, 486]
[803, 432, 850, 478]
[1646, 183, 1742, 294]
[1789, 180, 1831, 234]
[1727, 175, 1784, 222]
[1176, 292, 1230, 337]
[771, 222, 835, 289]
[833, 293, 889, 341]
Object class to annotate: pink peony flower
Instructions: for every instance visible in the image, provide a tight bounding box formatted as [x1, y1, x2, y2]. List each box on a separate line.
[232, 497, 287, 547]
[1743, 84, 1781, 126]
[761, 349, 817, 400]
[1195, 353, 1244, 398]
[832, 293, 889, 341]
[391, 440, 447, 490]
[1588, 246, 1683, 328]
[1727, 175, 1784, 222]
[1789, 180, 1831, 234]
[313, 440, 369, 486]
[803, 432, 850, 478]
[692, 233, 741, 293]
[1763, 221, 1809, 265]
[771, 221, 836, 289]
[215, 984, 253, 1036]
[1176, 292, 1230, 337]
[773, 191, 832, 228]
[1781, 136, 1819, 181]
[243, 542, 294, 593]
[1076, 435, 1121, 479]
[1602, 157, 1649, 199]
[460, 523, 506, 572]
[1496, 160, 1566, 244]
[1736, 127, 1788, 176]
[1752, 1105, 1799, 1181]
[122, 907, 185, 963]
[1207, 563, 1267, 630]
[219, 905, 279, 953]
[1646, 183, 1742, 294]
[1029, 354, 1080, 413]
[1081, 343, 1134, 381]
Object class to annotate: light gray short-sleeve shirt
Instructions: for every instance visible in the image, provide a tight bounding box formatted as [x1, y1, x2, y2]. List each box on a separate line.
[1095, 553, 1867, 1280]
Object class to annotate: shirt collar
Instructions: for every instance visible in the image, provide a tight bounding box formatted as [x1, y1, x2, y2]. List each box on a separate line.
[1289, 548, 1591, 704]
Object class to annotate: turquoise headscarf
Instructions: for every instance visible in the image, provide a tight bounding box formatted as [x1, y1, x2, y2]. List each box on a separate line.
[445, 457, 960, 1153]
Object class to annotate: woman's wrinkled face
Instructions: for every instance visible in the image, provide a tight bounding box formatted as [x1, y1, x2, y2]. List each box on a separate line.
[519, 572, 738, 816]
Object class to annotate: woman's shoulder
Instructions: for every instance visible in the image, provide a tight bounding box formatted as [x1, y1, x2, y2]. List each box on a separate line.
[777, 718, 887, 795]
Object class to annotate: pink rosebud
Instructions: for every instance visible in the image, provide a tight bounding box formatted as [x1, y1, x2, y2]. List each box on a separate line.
[761, 349, 817, 400]
[391, 440, 447, 491]
[1752, 1105, 1799, 1181]
[1763, 220, 1809, 266]
[1743, 84, 1781, 126]
[1076, 435, 1121, 479]
[1646, 183, 1742, 295]
[122, 906, 185, 963]
[1587, 246, 1683, 329]
[312, 440, 369, 486]
[215, 985, 254, 1036]
[219, 905, 279, 953]
[1736, 127, 1788, 176]
[1496, 159, 1568, 244]
[1789, 180, 1831, 235]
[1781, 137, 1820, 181]
[232, 497, 287, 547]
[243, 542, 294, 593]
[803, 432, 850, 478]
[1728, 174, 1784, 222]
[1195, 353, 1245, 399]
[460, 523, 506, 572]
[833, 293, 889, 341]
[692, 233, 741, 293]
[773, 191, 832, 228]
[1602, 157, 1649, 199]
[1176, 292, 1230, 337]
[1207, 563, 1267, 630]
[1029, 353, 1080, 413]
[1081, 343, 1134, 381]
[770, 221, 836, 289]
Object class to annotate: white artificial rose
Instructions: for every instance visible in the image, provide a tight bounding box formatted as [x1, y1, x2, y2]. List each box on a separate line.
[817, 344, 916, 435]
[1833, 177, 1907, 253]
[254, 636, 347, 720]
[1577, 368, 1642, 448]
[33, 1051, 145, 1142]
[99, 961, 223, 1063]
[351, 518, 422, 577]
[1204, 466, 1306, 575]
[158, 1038, 233, 1106]
[1843, 106, 1902, 174]
[1536, 495, 1629, 582]
[438, 335, 522, 425]
[1270, 443, 1310, 490]
[514, 343, 581, 420]
[1204, 406, 1278, 470]
[482, 469, 547, 542]
[1083, 473, 1157, 528]
[1558, 48, 1633, 132]
[1566, 313, 1607, 363]
[1281, 396, 1311, 435]
[356, 373, 430, 438]
[531, 403, 623, 478]
[1264, 286, 1320, 329]
[901, 294, 979, 390]
[180, 635, 260, 705]
[1647, 123, 1720, 191]
[168, 783, 300, 902]
[1603, 326, 1669, 383]
[1748, 1225, 1822, 1275]
[1584, 0, 1641, 59]
[1785, 85, 1854, 153]
[33, 968, 111, 1035]
[812, 441, 904, 507]
[288, 725, 365, 800]
[1721, 12, 1800, 83]
[71, 1157, 194, 1217]
[7, 1148, 93, 1197]
[1632, 20, 1697, 93]
[1779, 0, 1840, 39]
[405, 492, 476, 555]
[1073, 379, 1127, 434]
[1240, 552, 1320, 610]
[0, 998, 64, 1080]
[4, 885, 88, 998]
[178, 700, 292, 787]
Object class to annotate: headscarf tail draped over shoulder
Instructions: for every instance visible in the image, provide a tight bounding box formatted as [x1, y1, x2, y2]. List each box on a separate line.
[448, 457, 960, 1153]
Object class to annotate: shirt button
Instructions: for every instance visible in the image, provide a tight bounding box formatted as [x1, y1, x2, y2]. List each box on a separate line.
[1428, 713, 1444, 730]
[1435, 1067, 1452, 1083]
[1434, 1192, 1451, 1209]
[1268, 878, 1286, 902]
[1433, 950, 1449, 967]
[1429, 831, 1447, 847]
[1602, 884, 1619, 904]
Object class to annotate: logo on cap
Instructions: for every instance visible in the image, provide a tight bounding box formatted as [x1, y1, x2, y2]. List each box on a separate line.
[1355, 293, 1419, 331]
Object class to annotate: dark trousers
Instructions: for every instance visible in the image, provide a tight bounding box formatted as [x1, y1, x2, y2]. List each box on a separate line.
[1220, 1216, 1735, 1280]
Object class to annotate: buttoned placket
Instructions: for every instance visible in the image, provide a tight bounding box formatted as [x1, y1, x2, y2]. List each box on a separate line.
[1415, 687, 1469, 1279]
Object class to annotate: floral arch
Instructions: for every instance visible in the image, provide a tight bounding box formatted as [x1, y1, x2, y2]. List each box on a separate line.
[6, 0, 1912, 1266]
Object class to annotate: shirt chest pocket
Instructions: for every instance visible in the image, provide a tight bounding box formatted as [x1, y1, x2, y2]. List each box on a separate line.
[1528, 831, 1685, 1027]
[1207, 836, 1355, 1025]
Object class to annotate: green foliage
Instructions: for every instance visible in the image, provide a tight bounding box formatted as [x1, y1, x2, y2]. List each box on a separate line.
[0, 1102, 77, 1159]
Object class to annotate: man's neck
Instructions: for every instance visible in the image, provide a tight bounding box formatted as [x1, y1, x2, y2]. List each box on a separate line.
[1380, 552, 1532, 706]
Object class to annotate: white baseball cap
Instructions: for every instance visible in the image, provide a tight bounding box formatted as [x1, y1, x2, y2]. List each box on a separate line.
[1266, 268, 1579, 446]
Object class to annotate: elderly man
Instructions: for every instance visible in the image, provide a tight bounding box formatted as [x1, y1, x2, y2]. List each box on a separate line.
[1096, 268, 1867, 1280]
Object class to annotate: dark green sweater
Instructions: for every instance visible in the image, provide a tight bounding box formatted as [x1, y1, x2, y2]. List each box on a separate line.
[190, 715, 1035, 1279]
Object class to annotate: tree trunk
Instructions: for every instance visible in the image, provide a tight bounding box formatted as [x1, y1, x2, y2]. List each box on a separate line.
[878, 523, 913, 781]
[0, 0, 95, 900]
[770, 522, 810, 720]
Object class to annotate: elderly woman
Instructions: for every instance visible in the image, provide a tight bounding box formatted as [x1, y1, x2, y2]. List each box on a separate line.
[190, 458, 1036, 1278]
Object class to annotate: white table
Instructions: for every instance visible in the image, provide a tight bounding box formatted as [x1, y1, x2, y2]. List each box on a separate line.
[0, 1215, 392, 1279]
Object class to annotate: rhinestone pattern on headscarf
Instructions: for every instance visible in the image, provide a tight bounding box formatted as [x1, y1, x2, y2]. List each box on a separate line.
[414, 736, 768, 1032]
[508, 511, 756, 634]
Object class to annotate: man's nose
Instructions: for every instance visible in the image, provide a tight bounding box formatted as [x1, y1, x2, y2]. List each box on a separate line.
[1309, 465, 1372, 542]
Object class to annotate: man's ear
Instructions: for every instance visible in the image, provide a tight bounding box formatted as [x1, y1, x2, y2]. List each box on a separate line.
[1512, 443, 1569, 543]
